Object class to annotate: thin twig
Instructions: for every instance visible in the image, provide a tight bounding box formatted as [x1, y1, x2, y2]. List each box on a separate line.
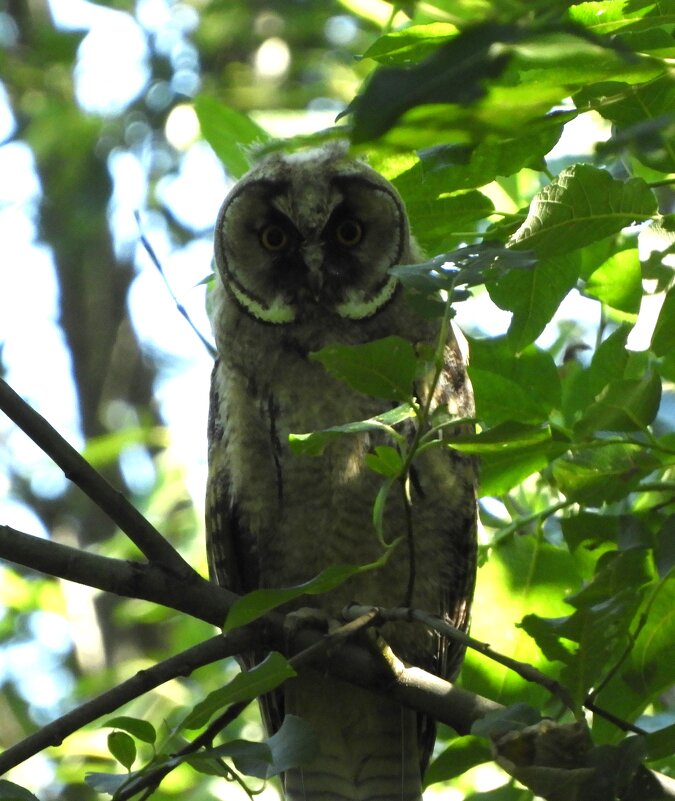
[135, 212, 217, 359]
[0, 377, 196, 578]
[114, 699, 253, 801]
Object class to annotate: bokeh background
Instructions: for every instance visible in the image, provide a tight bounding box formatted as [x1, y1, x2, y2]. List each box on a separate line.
[1, 1, 672, 799]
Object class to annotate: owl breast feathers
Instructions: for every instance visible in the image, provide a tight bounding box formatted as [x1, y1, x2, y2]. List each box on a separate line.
[206, 143, 477, 801]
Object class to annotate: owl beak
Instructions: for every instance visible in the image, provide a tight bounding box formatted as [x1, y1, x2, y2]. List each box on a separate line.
[301, 245, 324, 300]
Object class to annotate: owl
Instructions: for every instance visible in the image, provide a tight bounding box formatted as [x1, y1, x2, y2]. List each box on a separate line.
[206, 143, 477, 801]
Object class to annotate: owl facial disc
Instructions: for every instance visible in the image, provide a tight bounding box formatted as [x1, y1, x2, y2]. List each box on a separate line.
[214, 146, 410, 325]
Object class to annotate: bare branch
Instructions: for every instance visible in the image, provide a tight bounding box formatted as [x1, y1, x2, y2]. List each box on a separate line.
[0, 525, 234, 626]
[0, 376, 197, 578]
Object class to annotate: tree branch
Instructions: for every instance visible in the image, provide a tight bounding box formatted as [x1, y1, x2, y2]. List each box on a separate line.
[0, 634, 249, 775]
[345, 605, 577, 714]
[0, 525, 233, 626]
[2, 525, 674, 800]
[0, 376, 196, 578]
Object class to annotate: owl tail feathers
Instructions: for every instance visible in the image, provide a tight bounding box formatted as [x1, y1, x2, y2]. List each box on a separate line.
[282, 672, 424, 801]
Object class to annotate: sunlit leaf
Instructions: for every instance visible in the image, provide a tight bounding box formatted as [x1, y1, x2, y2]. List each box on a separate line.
[425, 735, 492, 787]
[510, 165, 657, 258]
[463, 535, 581, 708]
[195, 96, 271, 178]
[392, 124, 565, 198]
[521, 549, 654, 705]
[583, 248, 642, 314]
[363, 23, 458, 65]
[365, 445, 403, 477]
[350, 23, 514, 143]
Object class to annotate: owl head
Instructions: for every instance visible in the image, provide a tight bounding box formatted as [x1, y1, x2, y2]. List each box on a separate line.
[213, 144, 417, 324]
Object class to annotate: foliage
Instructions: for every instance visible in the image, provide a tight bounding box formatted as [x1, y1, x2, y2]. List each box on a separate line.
[0, 0, 674, 799]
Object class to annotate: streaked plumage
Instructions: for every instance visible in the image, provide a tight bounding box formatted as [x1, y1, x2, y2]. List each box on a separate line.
[206, 144, 476, 801]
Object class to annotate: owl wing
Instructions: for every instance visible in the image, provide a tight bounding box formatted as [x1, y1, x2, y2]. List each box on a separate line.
[440, 333, 478, 678]
[205, 359, 285, 734]
[417, 333, 478, 771]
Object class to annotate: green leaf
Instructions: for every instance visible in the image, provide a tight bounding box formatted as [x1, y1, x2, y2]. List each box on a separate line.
[183, 652, 295, 730]
[84, 772, 130, 794]
[365, 445, 403, 477]
[350, 23, 513, 143]
[652, 285, 675, 357]
[0, 781, 41, 801]
[521, 548, 652, 703]
[583, 248, 642, 315]
[224, 562, 381, 633]
[462, 535, 581, 708]
[553, 444, 659, 506]
[194, 96, 270, 178]
[561, 325, 631, 423]
[107, 731, 136, 771]
[289, 404, 415, 457]
[392, 124, 565, 198]
[560, 512, 619, 553]
[568, 1, 675, 36]
[363, 23, 458, 65]
[645, 723, 675, 761]
[447, 422, 569, 497]
[310, 336, 416, 401]
[510, 165, 657, 258]
[104, 716, 156, 745]
[574, 370, 662, 434]
[471, 703, 542, 738]
[468, 337, 560, 426]
[576, 76, 675, 172]
[489, 252, 580, 350]
[264, 714, 320, 777]
[405, 191, 494, 252]
[593, 575, 675, 742]
[424, 735, 492, 787]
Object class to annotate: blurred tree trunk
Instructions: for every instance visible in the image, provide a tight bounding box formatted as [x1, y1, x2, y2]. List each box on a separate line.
[6, 0, 165, 666]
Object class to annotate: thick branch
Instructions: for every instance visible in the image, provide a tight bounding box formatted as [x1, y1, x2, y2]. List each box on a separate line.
[0, 525, 233, 625]
[0, 376, 196, 578]
[2, 525, 674, 800]
[0, 525, 498, 743]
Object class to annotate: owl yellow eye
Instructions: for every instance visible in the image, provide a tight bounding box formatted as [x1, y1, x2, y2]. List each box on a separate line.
[335, 219, 362, 247]
[260, 224, 289, 251]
